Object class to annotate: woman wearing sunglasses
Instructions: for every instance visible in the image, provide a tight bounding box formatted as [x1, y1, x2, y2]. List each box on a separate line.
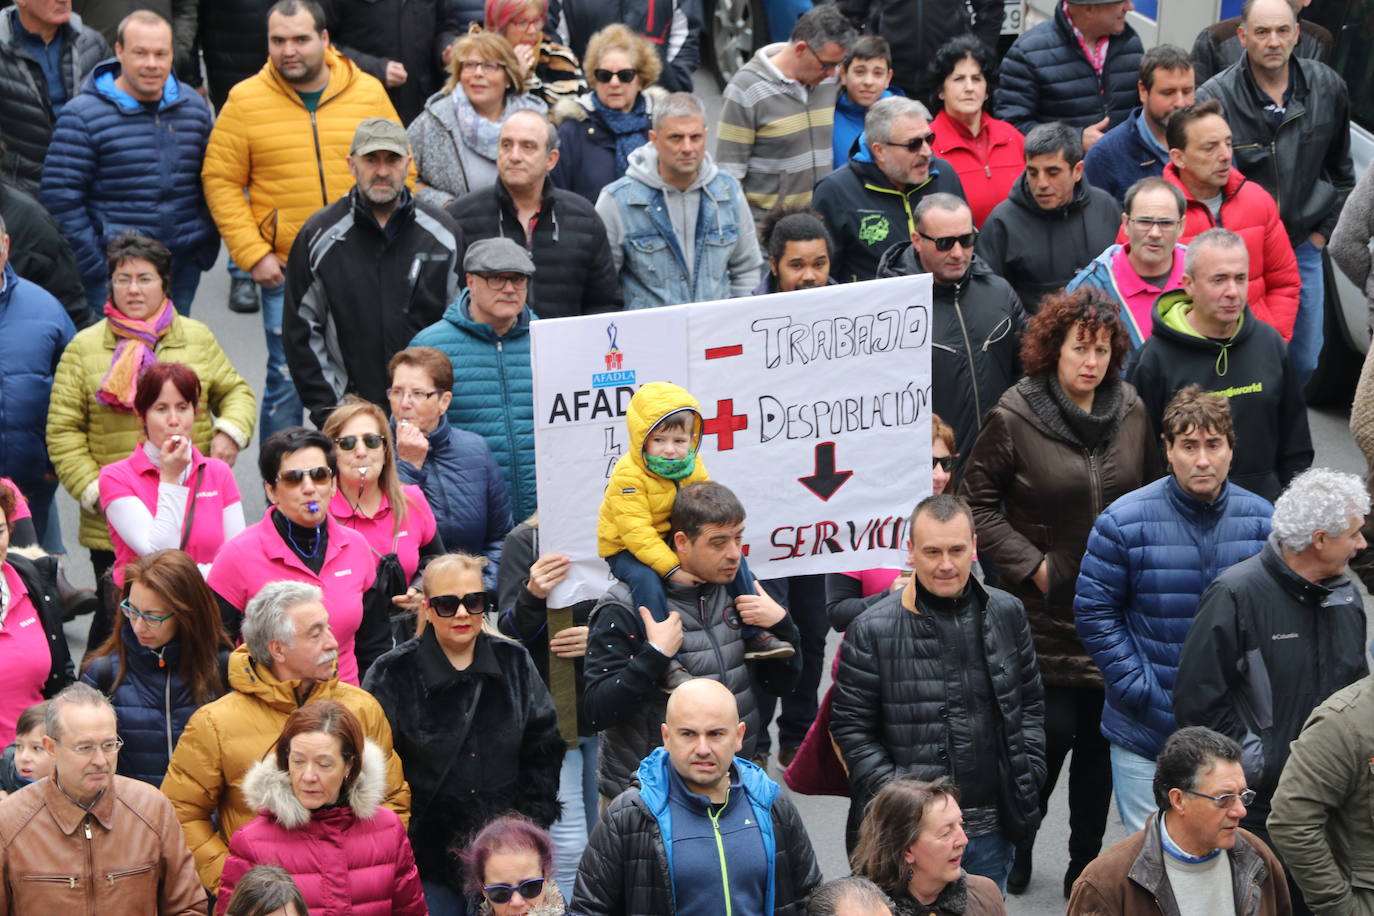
[364, 553, 563, 916]
[322, 398, 445, 641]
[216, 700, 427, 916]
[208, 428, 387, 686]
[462, 816, 565, 915]
[81, 549, 231, 787]
[959, 288, 1162, 896]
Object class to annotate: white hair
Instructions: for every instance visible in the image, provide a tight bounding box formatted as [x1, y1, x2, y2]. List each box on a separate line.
[242, 581, 323, 665]
[1272, 468, 1370, 553]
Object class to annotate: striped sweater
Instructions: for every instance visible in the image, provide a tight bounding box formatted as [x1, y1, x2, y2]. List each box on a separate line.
[716, 43, 838, 218]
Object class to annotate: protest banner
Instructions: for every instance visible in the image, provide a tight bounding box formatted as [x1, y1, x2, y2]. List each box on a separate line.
[531, 274, 934, 606]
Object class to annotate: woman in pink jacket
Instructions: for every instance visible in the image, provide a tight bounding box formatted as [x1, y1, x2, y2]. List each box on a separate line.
[216, 700, 426, 916]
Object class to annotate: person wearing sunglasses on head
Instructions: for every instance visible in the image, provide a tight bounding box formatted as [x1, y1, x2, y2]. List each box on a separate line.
[207, 428, 384, 686]
[461, 816, 565, 915]
[1068, 727, 1289, 915]
[364, 552, 563, 916]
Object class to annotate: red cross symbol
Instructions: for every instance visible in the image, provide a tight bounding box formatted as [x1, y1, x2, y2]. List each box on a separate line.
[702, 399, 748, 451]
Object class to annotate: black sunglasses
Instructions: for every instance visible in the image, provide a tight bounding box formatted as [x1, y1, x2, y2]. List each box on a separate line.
[932, 455, 956, 472]
[881, 131, 936, 153]
[918, 230, 978, 252]
[276, 466, 333, 486]
[335, 433, 385, 451]
[483, 878, 545, 904]
[428, 591, 491, 616]
[594, 67, 637, 84]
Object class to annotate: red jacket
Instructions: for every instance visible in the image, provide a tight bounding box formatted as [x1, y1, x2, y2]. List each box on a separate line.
[1141, 165, 1301, 340]
[931, 109, 1026, 228]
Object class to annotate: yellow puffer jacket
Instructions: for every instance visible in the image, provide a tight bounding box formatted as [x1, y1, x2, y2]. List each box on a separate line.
[596, 382, 710, 575]
[160, 645, 411, 893]
[46, 315, 257, 549]
[201, 47, 407, 270]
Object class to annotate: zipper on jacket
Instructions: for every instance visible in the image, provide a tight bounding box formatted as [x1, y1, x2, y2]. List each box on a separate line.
[495, 338, 523, 517]
[1267, 109, 1302, 215]
[84, 817, 94, 911]
[309, 110, 328, 206]
[164, 664, 174, 761]
[1085, 450, 1104, 518]
[951, 288, 982, 425]
[700, 594, 728, 675]
[707, 792, 734, 916]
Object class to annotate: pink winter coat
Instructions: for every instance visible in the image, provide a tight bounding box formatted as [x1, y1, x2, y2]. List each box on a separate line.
[216, 740, 427, 916]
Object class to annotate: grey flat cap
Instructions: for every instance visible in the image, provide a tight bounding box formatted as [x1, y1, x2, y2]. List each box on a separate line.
[464, 237, 536, 275]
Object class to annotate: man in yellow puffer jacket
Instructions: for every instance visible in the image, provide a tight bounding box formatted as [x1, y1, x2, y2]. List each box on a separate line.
[201, 0, 412, 439]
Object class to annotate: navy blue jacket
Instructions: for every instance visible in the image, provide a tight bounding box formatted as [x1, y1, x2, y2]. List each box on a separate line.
[551, 103, 627, 205]
[41, 59, 217, 287]
[81, 626, 228, 787]
[1083, 106, 1168, 204]
[0, 263, 76, 491]
[994, 4, 1143, 133]
[1074, 475, 1273, 759]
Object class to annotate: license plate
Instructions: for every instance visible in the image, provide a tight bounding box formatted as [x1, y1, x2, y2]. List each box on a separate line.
[1001, 0, 1023, 34]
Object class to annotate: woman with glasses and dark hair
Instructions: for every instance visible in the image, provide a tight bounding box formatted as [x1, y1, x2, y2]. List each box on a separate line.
[207, 427, 387, 685]
[364, 552, 563, 916]
[216, 700, 427, 915]
[462, 815, 565, 915]
[81, 549, 231, 787]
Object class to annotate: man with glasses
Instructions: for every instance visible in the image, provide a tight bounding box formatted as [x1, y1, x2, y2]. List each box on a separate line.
[1067, 726, 1291, 914]
[1069, 177, 1189, 348]
[813, 96, 966, 283]
[716, 4, 855, 220]
[410, 237, 540, 520]
[979, 122, 1120, 313]
[0, 682, 206, 914]
[283, 118, 463, 428]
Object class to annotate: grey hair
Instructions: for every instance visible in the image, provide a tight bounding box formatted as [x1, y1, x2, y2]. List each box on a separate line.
[1183, 227, 1247, 277]
[913, 192, 971, 233]
[806, 876, 894, 916]
[503, 108, 560, 153]
[1024, 121, 1084, 166]
[863, 96, 933, 145]
[789, 4, 856, 52]
[242, 581, 324, 665]
[653, 92, 706, 130]
[1272, 468, 1370, 553]
[45, 682, 116, 741]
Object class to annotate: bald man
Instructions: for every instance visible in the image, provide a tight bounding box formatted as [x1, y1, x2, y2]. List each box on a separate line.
[572, 679, 822, 916]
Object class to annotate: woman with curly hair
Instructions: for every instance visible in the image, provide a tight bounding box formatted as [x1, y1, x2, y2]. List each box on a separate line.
[959, 287, 1162, 895]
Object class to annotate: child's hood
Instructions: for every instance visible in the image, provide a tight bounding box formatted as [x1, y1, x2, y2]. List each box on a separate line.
[627, 382, 704, 468]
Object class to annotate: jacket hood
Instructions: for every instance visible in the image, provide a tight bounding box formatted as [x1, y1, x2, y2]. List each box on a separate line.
[1008, 170, 1095, 219]
[87, 58, 184, 112]
[440, 288, 535, 339]
[242, 739, 387, 829]
[626, 382, 702, 470]
[1151, 289, 1257, 375]
[624, 142, 719, 192]
[552, 85, 667, 125]
[226, 644, 338, 714]
[257, 45, 359, 107]
[0, 262, 17, 303]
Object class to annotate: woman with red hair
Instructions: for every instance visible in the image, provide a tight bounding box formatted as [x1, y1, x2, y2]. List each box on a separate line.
[484, 0, 585, 107]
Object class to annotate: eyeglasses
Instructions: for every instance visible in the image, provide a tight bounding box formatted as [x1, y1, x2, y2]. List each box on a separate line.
[475, 272, 529, 291]
[111, 273, 160, 288]
[509, 15, 542, 30]
[121, 598, 175, 627]
[428, 591, 491, 616]
[276, 466, 334, 486]
[932, 455, 956, 472]
[1183, 787, 1256, 809]
[59, 737, 124, 758]
[806, 44, 844, 73]
[387, 387, 441, 403]
[881, 132, 937, 153]
[483, 878, 545, 904]
[1127, 217, 1182, 231]
[918, 230, 978, 252]
[335, 433, 386, 451]
[461, 60, 505, 74]
[594, 67, 637, 84]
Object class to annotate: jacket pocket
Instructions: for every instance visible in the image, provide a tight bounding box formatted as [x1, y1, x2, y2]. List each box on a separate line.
[257, 208, 279, 252]
[18, 873, 82, 905]
[101, 862, 158, 901]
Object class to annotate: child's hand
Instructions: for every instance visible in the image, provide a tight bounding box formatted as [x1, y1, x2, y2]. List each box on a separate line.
[526, 553, 572, 599]
[639, 606, 684, 657]
[735, 582, 786, 628]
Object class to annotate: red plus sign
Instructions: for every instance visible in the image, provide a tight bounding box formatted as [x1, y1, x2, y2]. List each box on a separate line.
[702, 399, 748, 451]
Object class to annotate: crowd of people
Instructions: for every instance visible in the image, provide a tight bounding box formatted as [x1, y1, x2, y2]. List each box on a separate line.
[0, 0, 1373, 913]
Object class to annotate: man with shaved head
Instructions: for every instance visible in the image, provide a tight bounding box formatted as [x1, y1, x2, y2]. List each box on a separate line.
[572, 678, 822, 915]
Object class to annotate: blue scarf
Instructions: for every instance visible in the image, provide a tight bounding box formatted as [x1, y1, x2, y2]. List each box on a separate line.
[591, 92, 652, 176]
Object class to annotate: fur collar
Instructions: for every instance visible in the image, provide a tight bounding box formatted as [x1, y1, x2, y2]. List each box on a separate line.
[242, 739, 387, 829]
[551, 85, 667, 125]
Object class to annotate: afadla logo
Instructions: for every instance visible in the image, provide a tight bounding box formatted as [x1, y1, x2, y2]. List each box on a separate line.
[858, 213, 890, 246]
[592, 321, 635, 388]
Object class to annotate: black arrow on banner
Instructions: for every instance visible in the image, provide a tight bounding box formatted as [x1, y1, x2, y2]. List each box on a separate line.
[798, 441, 853, 501]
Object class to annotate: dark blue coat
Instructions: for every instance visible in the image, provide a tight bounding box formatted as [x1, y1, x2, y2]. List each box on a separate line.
[551, 104, 626, 205]
[993, 4, 1143, 134]
[1083, 106, 1168, 205]
[40, 59, 217, 286]
[0, 263, 76, 490]
[81, 627, 228, 787]
[1074, 475, 1273, 759]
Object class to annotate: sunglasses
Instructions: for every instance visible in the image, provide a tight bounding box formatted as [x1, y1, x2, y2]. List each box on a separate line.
[932, 455, 956, 472]
[918, 230, 978, 252]
[881, 132, 936, 153]
[428, 591, 491, 616]
[335, 433, 385, 451]
[594, 67, 637, 84]
[276, 466, 333, 486]
[483, 878, 545, 904]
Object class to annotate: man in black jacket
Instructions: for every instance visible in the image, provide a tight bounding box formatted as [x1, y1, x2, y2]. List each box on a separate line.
[876, 193, 1023, 470]
[0, 169, 90, 328]
[283, 118, 464, 427]
[447, 109, 622, 318]
[1195, 0, 1355, 388]
[831, 493, 1045, 890]
[1190, 1, 1331, 84]
[979, 121, 1121, 313]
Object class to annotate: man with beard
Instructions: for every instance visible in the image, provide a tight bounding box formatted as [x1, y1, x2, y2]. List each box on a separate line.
[284, 118, 463, 427]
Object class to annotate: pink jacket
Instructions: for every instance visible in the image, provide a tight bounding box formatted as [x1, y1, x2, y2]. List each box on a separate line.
[328, 485, 438, 582]
[216, 741, 426, 916]
[0, 479, 30, 522]
[207, 509, 377, 685]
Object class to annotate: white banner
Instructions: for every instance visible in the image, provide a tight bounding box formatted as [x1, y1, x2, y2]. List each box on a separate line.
[531, 275, 935, 606]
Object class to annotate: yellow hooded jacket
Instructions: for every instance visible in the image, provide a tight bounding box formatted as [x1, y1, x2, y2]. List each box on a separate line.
[596, 382, 711, 576]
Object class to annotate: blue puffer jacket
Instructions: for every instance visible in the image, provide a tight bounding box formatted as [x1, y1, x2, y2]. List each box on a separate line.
[1083, 107, 1168, 205]
[81, 626, 228, 787]
[40, 59, 217, 286]
[394, 414, 514, 588]
[409, 291, 537, 521]
[0, 263, 76, 490]
[993, 4, 1143, 133]
[1074, 475, 1273, 759]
